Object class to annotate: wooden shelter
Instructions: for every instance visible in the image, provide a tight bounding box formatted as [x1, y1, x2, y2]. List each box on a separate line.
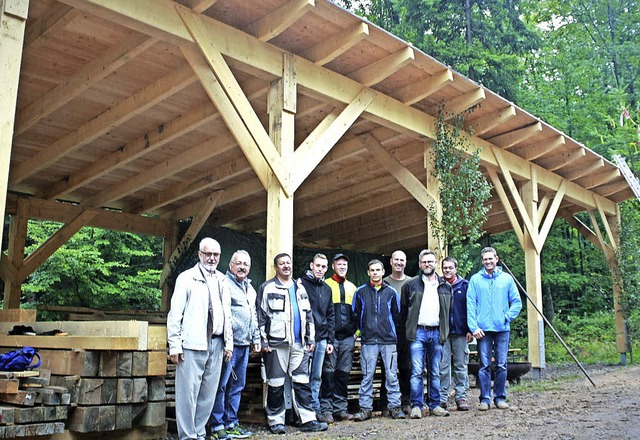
[0, 0, 634, 377]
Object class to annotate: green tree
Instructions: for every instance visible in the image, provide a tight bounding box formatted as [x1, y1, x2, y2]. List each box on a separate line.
[21, 221, 163, 311]
[344, 0, 540, 102]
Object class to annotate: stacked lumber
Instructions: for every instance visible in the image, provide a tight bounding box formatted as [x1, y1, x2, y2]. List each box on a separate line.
[0, 321, 169, 440]
[0, 370, 67, 438]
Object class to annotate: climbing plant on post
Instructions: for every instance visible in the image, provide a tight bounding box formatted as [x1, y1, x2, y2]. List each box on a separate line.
[427, 107, 492, 275]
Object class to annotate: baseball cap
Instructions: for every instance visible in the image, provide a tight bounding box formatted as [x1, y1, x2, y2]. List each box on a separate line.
[332, 253, 349, 262]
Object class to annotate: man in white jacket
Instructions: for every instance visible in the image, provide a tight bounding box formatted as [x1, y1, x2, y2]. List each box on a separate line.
[167, 238, 233, 440]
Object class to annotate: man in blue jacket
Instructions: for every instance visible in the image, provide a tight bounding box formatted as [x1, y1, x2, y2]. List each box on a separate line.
[352, 259, 406, 421]
[467, 247, 522, 411]
[439, 256, 472, 412]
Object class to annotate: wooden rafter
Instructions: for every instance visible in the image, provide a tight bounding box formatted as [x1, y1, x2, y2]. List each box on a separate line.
[396, 69, 453, 106]
[488, 122, 542, 149]
[575, 168, 621, 189]
[442, 88, 485, 117]
[9, 65, 197, 185]
[536, 147, 585, 171]
[514, 135, 565, 161]
[15, 32, 155, 136]
[561, 158, 605, 181]
[349, 47, 415, 87]
[467, 106, 516, 136]
[245, 0, 315, 42]
[302, 22, 369, 65]
[186, 0, 220, 13]
[23, 3, 77, 50]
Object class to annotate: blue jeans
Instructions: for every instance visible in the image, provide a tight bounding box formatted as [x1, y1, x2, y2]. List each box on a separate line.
[477, 331, 510, 405]
[209, 345, 249, 430]
[309, 338, 327, 413]
[409, 328, 443, 410]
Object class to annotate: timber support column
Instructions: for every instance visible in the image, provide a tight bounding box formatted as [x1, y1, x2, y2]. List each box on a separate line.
[425, 143, 444, 258]
[3, 198, 28, 308]
[265, 54, 296, 278]
[608, 205, 628, 364]
[0, 0, 29, 250]
[522, 179, 545, 377]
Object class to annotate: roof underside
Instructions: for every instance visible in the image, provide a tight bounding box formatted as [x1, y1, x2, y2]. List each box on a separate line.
[7, 0, 633, 255]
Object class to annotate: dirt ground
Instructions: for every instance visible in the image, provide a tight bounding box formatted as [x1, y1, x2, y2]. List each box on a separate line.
[226, 363, 640, 440]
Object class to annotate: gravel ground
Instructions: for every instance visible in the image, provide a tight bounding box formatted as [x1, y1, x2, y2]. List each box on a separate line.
[167, 363, 640, 440]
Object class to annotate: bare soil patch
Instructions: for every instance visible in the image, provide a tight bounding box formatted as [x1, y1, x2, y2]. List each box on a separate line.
[235, 363, 640, 440]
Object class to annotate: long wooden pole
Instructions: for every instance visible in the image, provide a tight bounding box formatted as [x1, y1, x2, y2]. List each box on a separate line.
[501, 262, 597, 388]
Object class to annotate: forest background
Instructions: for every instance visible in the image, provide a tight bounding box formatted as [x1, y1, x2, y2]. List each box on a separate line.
[4, 0, 640, 365]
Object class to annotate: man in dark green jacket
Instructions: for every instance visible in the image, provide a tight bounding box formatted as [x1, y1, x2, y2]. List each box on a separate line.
[401, 249, 452, 419]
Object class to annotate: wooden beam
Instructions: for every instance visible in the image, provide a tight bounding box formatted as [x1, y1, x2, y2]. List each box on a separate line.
[302, 22, 369, 65]
[245, 0, 315, 42]
[159, 191, 222, 287]
[132, 160, 251, 214]
[82, 130, 236, 208]
[467, 106, 516, 136]
[560, 208, 612, 255]
[42, 101, 219, 200]
[538, 180, 566, 245]
[442, 87, 486, 117]
[291, 88, 376, 191]
[349, 47, 415, 87]
[177, 10, 291, 194]
[594, 196, 617, 253]
[23, 3, 77, 50]
[17, 209, 100, 283]
[364, 135, 436, 211]
[186, 0, 220, 13]
[487, 169, 524, 248]
[487, 122, 543, 149]
[513, 135, 565, 160]
[397, 69, 453, 106]
[574, 168, 621, 189]
[0, 0, 28, 269]
[2, 198, 28, 308]
[9, 65, 196, 185]
[560, 158, 604, 181]
[535, 147, 585, 171]
[15, 33, 155, 136]
[5, 195, 172, 237]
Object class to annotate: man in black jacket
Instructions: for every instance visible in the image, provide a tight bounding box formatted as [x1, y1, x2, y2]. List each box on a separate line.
[401, 249, 452, 419]
[300, 253, 335, 423]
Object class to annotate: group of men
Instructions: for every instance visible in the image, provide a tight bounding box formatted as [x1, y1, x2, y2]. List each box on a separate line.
[167, 239, 522, 440]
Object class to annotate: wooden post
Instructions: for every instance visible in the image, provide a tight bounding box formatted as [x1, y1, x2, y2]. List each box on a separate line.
[161, 222, 179, 312]
[0, 0, 29, 258]
[265, 54, 296, 278]
[3, 198, 27, 308]
[607, 205, 628, 362]
[424, 143, 444, 258]
[522, 179, 545, 372]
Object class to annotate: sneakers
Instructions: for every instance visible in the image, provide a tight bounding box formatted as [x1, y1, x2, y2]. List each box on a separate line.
[211, 428, 228, 440]
[390, 407, 406, 419]
[409, 406, 422, 419]
[269, 424, 286, 435]
[353, 409, 372, 422]
[439, 401, 448, 410]
[429, 406, 450, 417]
[456, 399, 470, 411]
[478, 402, 490, 411]
[226, 425, 252, 439]
[401, 404, 412, 415]
[300, 420, 328, 432]
[316, 412, 334, 424]
[381, 408, 391, 418]
[495, 400, 510, 410]
[334, 411, 354, 421]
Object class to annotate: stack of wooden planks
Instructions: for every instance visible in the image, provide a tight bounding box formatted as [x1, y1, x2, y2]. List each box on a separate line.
[0, 318, 168, 440]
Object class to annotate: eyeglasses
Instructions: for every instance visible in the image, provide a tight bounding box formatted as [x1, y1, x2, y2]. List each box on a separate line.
[199, 251, 220, 258]
[421, 260, 437, 265]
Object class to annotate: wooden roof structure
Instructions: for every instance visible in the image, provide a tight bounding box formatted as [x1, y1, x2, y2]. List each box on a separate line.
[0, 0, 633, 363]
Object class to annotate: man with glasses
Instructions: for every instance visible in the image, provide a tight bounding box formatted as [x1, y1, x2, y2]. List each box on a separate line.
[401, 250, 452, 419]
[439, 256, 472, 412]
[167, 238, 233, 440]
[209, 250, 260, 439]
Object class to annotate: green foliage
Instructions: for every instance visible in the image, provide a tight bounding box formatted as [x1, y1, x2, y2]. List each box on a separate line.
[21, 220, 163, 312]
[543, 313, 621, 364]
[428, 108, 492, 274]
